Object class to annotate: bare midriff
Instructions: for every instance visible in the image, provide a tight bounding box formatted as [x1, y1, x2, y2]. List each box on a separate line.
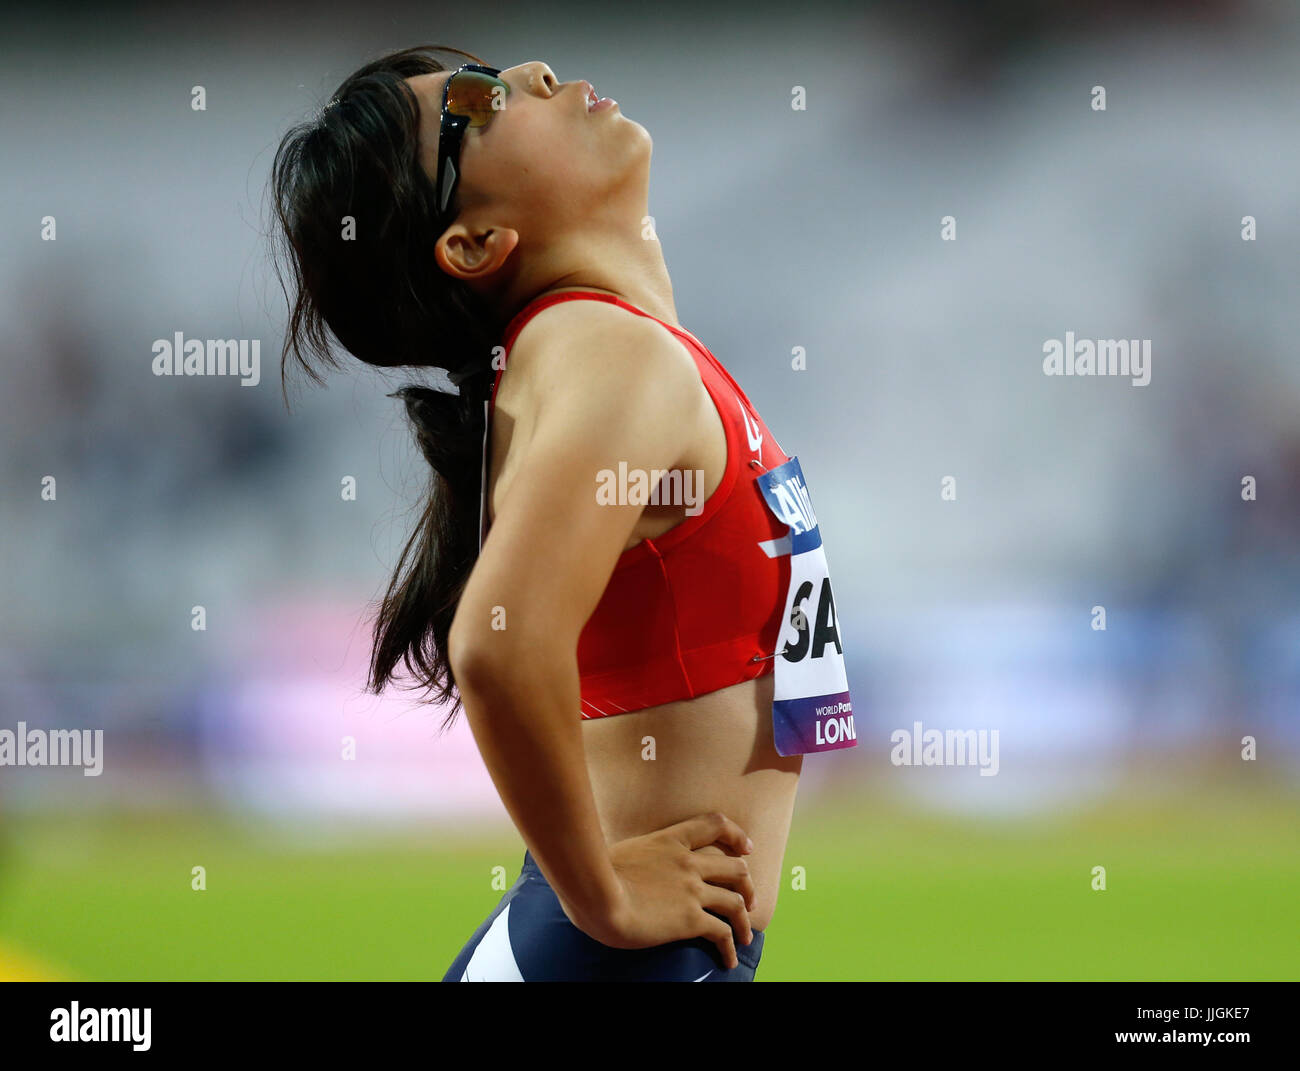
[580, 672, 802, 932]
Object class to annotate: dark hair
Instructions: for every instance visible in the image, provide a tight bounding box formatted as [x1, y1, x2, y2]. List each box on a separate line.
[269, 44, 503, 725]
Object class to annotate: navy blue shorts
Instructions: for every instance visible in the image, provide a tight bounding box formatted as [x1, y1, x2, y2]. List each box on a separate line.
[442, 850, 765, 982]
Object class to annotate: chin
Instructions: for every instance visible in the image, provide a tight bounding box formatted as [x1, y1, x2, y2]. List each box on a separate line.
[622, 120, 653, 163]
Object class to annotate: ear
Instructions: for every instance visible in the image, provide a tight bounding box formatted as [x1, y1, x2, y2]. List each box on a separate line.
[435, 221, 520, 283]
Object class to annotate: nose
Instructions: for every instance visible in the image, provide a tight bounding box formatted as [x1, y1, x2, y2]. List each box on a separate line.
[507, 61, 558, 96]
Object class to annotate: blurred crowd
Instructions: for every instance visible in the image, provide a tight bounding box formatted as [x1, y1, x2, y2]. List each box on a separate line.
[1, 0, 1296, 820]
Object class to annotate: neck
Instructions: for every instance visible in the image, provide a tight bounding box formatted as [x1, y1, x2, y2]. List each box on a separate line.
[495, 206, 679, 329]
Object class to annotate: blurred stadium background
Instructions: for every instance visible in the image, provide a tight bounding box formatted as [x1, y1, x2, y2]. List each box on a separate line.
[1, 0, 1297, 980]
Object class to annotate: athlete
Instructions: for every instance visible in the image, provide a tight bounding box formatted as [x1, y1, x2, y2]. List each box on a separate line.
[270, 44, 856, 982]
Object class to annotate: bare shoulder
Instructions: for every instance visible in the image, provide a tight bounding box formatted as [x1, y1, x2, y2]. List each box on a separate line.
[505, 298, 702, 415]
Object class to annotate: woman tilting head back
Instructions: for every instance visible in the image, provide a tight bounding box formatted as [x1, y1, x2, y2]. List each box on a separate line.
[269, 44, 651, 720]
[268, 45, 822, 982]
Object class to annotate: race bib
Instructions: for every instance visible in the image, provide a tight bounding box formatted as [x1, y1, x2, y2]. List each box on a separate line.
[756, 457, 857, 756]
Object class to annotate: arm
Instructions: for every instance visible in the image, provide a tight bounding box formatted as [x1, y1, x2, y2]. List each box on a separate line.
[448, 304, 753, 961]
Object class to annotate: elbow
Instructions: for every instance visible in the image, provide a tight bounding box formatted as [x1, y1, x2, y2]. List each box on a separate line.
[447, 615, 497, 697]
[449, 642, 499, 699]
[448, 608, 574, 700]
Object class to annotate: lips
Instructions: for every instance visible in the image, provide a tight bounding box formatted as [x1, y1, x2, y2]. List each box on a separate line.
[580, 79, 616, 113]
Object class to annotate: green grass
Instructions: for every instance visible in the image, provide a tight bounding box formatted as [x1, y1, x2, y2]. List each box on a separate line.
[769, 782, 1300, 980]
[1, 780, 1296, 980]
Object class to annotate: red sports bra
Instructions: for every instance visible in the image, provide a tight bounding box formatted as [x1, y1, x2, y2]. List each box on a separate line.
[489, 290, 792, 719]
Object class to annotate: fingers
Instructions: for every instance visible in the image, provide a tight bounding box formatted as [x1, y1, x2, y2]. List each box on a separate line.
[675, 812, 753, 856]
[692, 853, 756, 911]
[699, 912, 739, 970]
[699, 883, 753, 951]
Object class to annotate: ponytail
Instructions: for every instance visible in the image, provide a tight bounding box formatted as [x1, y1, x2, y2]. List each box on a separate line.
[369, 368, 492, 722]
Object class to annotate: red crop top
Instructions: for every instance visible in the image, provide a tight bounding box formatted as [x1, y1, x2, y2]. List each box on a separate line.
[488, 290, 792, 719]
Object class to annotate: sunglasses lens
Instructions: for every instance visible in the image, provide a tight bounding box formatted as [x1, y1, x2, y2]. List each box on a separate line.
[446, 70, 508, 128]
